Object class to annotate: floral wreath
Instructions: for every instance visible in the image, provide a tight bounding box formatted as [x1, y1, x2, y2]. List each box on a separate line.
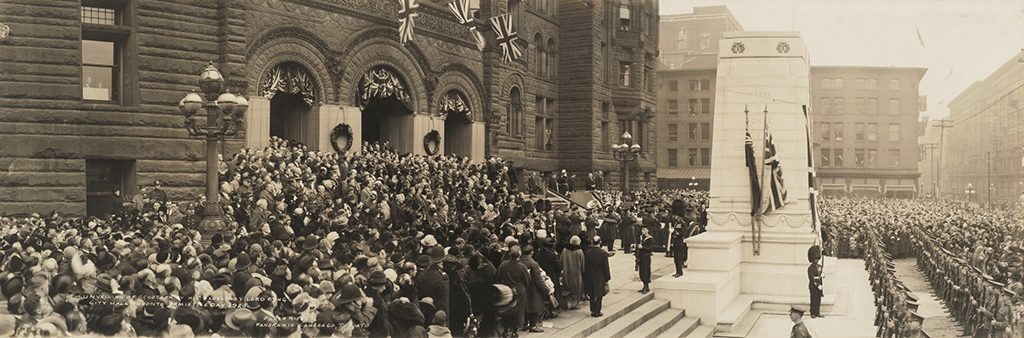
[330, 123, 354, 153]
[423, 130, 441, 156]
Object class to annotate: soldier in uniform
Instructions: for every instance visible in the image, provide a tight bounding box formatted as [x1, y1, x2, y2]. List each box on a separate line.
[670, 223, 686, 278]
[808, 246, 824, 318]
[636, 227, 654, 294]
[902, 312, 926, 338]
[789, 306, 811, 338]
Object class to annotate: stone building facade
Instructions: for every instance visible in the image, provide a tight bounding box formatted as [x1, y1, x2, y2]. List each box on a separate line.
[0, 0, 658, 217]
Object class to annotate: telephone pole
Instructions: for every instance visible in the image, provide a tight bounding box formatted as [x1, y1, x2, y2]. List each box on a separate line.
[932, 119, 954, 197]
[922, 143, 940, 197]
[988, 151, 992, 207]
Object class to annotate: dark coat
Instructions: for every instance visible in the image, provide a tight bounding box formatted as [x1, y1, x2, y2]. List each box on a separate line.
[583, 247, 611, 289]
[519, 256, 550, 314]
[367, 288, 391, 338]
[465, 261, 498, 336]
[497, 258, 530, 328]
[415, 267, 450, 315]
[446, 268, 472, 335]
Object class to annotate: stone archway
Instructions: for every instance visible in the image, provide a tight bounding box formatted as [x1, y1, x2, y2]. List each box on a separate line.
[262, 62, 320, 147]
[440, 90, 473, 157]
[357, 65, 415, 149]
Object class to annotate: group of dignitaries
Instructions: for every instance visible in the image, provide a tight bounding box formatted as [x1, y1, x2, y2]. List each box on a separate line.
[822, 197, 1024, 338]
[0, 137, 709, 338]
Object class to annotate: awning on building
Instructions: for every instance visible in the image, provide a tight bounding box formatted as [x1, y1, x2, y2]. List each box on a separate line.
[820, 183, 847, 191]
[884, 184, 917, 192]
[850, 184, 882, 192]
[657, 168, 711, 180]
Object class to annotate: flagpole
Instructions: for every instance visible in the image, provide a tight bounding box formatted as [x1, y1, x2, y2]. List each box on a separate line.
[757, 106, 770, 255]
[746, 107, 757, 255]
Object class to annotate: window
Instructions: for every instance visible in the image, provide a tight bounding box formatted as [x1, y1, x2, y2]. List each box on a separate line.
[668, 80, 678, 91]
[535, 116, 546, 149]
[833, 78, 843, 89]
[700, 123, 710, 140]
[86, 159, 136, 218]
[854, 98, 865, 114]
[820, 148, 830, 167]
[636, 121, 646, 150]
[510, 0, 522, 29]
[833, 98, 844, 115]
[602, 102, 611, 120]
[855, 123, 865, 141]
[620, 63, 631, 87]
[619, 0, 631, 30]
[820, 122, 831, 141]
[668, 149, 678, 167]
[867, 149, 877, 167]
[833, 122, 844, 141]
[888, 99, 900, 115]
[819, 98, 831, 115]
[688, 123, 697, 140]
[81, 3, 132, 103]
[867, 98, 878, 115]
[889, 79, 900, 91]
[534, 33, 545, 77]
[889, 149, 900, 168]
[821, 78, 832, 90]
[668, 100, 678, 115]
[867, 123, 878, 141]
[834, 149, 844, 167]
[701, 98, 711, 114]
[688, 149, 698, 166]
[645, 66, 654, 92]
[855, 149, 865, 167]
[668, 124, 678, 142]
[688, 99, 698, 115]
[689, 80, 699, 91]
[855, 78, 865, 89]
[601, 122, 610, 152]
[866, 78, 877, 90]
[507, 87, 523, 137]
[699, 33, 710, 49]
[468, 0, 480, 18]
[888, 123, 900, 142]
[700, 79, 710, 91]
[677, 28, 687, 49]
[700, 148, 710, 166]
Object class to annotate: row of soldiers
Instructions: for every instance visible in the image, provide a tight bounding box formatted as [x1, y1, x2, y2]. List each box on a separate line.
[864, 226, 928, 338]
[912, 227, 1021, 338]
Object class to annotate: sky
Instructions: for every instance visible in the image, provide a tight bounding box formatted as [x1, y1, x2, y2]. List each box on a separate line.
[660, 0, 1024, 119]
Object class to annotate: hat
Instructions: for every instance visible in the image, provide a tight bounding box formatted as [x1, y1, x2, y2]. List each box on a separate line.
[904, 291, 919, 302]
[167, 324, 194, 338]
[570, 236, 581, 246]
[420, 235, 438, 247]
[2, 276, 23, 298]
[789, 305, 807, 316]
[94, 313, 124, 336]
[429, 246, 444, 263]
[536, 229, 548, 239]
[235, 252, 251, 270]
[224, 308, 256, 331]
[908, 311, 924, 323]
[335, 283, 362, 305]
[302, 236, 318, 251]
[369, 271, 388, 286]
[416, 255, 431, 268]
[433, 310, 448, 325]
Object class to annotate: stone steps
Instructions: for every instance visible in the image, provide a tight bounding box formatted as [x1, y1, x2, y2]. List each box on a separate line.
[682, 325, 715, 338]
[588, 298, 670, 338]
[654, 317, 701, 338]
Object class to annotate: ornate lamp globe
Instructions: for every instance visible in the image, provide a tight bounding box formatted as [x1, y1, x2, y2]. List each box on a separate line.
[198, 62, 225, 97]
[233, 96, 249, 117]
[217, 92, 237, 115]
[630, 144, 641, 152]
[611, 144, 621, 152]
[621, 131, 632, 142]
[180, 92, 203, 117]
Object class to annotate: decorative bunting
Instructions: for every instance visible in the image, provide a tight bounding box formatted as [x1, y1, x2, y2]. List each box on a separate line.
[397, 0, 419, 44]
[447, 0, 485, 51]
[489, 14, 522, 63]
[358, 67, 412, 110]
[260, 63, 317, 106]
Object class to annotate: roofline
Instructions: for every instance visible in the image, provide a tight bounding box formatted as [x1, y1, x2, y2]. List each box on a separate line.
[811, 65, 927, 82]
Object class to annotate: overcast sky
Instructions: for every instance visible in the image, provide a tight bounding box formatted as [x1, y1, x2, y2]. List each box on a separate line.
[660, 0, 1024, 119]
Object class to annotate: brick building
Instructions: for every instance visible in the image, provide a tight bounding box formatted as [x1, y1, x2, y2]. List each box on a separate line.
[809, 66, 927, 197]
[943, 50, 1024, 203]
[0, 0, 658, 217]
[655, 5, 741, 189]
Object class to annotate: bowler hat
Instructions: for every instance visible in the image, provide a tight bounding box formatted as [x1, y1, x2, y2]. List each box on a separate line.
[368, 271, 388, 286]
[335, 283, 362, 305]
[416, 255, 431, 268]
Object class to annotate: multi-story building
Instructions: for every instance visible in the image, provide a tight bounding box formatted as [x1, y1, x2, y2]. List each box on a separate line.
[809, 66, 927, 197]
[944, 50, 1024, 203]
[655, 5, 741, 190]
[0, 0, 658, 216]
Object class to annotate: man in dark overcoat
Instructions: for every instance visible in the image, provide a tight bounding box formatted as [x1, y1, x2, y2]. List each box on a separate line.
[584, 237, 611, 317]
[497, 246, 530, 335]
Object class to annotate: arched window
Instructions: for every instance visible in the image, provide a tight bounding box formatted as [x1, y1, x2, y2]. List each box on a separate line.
[509, 0, 522, 30]
[507, 86, 523, 137]
[534, 33, 545, 77]
[547, 38, 556, 78]
[677, 27, 687, 49]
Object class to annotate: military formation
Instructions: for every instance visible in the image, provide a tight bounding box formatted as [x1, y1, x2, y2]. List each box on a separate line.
[822, 197, 1024, 338]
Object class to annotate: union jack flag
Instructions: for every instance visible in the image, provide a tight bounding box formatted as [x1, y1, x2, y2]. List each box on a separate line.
[447, 0, 485, 51]
[489, 14, 522, 63]
[397, 0, 419, 44]
[758, 108, 788, 214]
[803, 105, 820, 232]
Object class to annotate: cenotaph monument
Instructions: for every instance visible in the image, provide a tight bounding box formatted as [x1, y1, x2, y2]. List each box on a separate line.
[654, 31, 832, 333]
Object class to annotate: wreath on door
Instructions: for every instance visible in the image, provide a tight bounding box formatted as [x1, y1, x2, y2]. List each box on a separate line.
[423, 130, 441, 156]
[330, 123, 354, 153]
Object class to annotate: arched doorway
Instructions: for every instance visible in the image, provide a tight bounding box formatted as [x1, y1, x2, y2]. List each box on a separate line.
[440, 90, 473, 157]
[357, 66, 414, 148]
[261, 62, 319, 146]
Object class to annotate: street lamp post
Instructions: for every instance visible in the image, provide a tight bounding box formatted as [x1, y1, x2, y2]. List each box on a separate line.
[688, 176, 699, 190]
[611, 131, 642, 193]
[178, 62, 248, 243]
[965, 183, 976, 203]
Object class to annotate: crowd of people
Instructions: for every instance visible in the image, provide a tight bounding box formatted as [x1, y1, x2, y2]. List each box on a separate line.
[0, 138, 710, 338]
[820, 197, 1024, 337]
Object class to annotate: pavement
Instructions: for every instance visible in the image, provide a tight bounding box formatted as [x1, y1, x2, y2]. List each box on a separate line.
[746, 258, 879, 338]
[892, 258, 967, 338]
[522, 244, 677, 337]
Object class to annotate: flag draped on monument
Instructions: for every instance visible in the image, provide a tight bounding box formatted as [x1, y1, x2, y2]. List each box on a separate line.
[745, 108, 762, 217]
[803, 106, 821, 233]
[489, 14, 523, 63]
[397, 0, 419, 44]
[447, 0, 486, 51]
[758, 108, 787, 215]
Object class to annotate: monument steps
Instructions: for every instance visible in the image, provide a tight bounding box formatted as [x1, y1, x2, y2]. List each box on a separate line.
[534, 291, 655, 338]
[588, 299, 670, 338]
[715, 295, 754, 332]
[654, 317, 701, 338]
[682, 325, 715, 338]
